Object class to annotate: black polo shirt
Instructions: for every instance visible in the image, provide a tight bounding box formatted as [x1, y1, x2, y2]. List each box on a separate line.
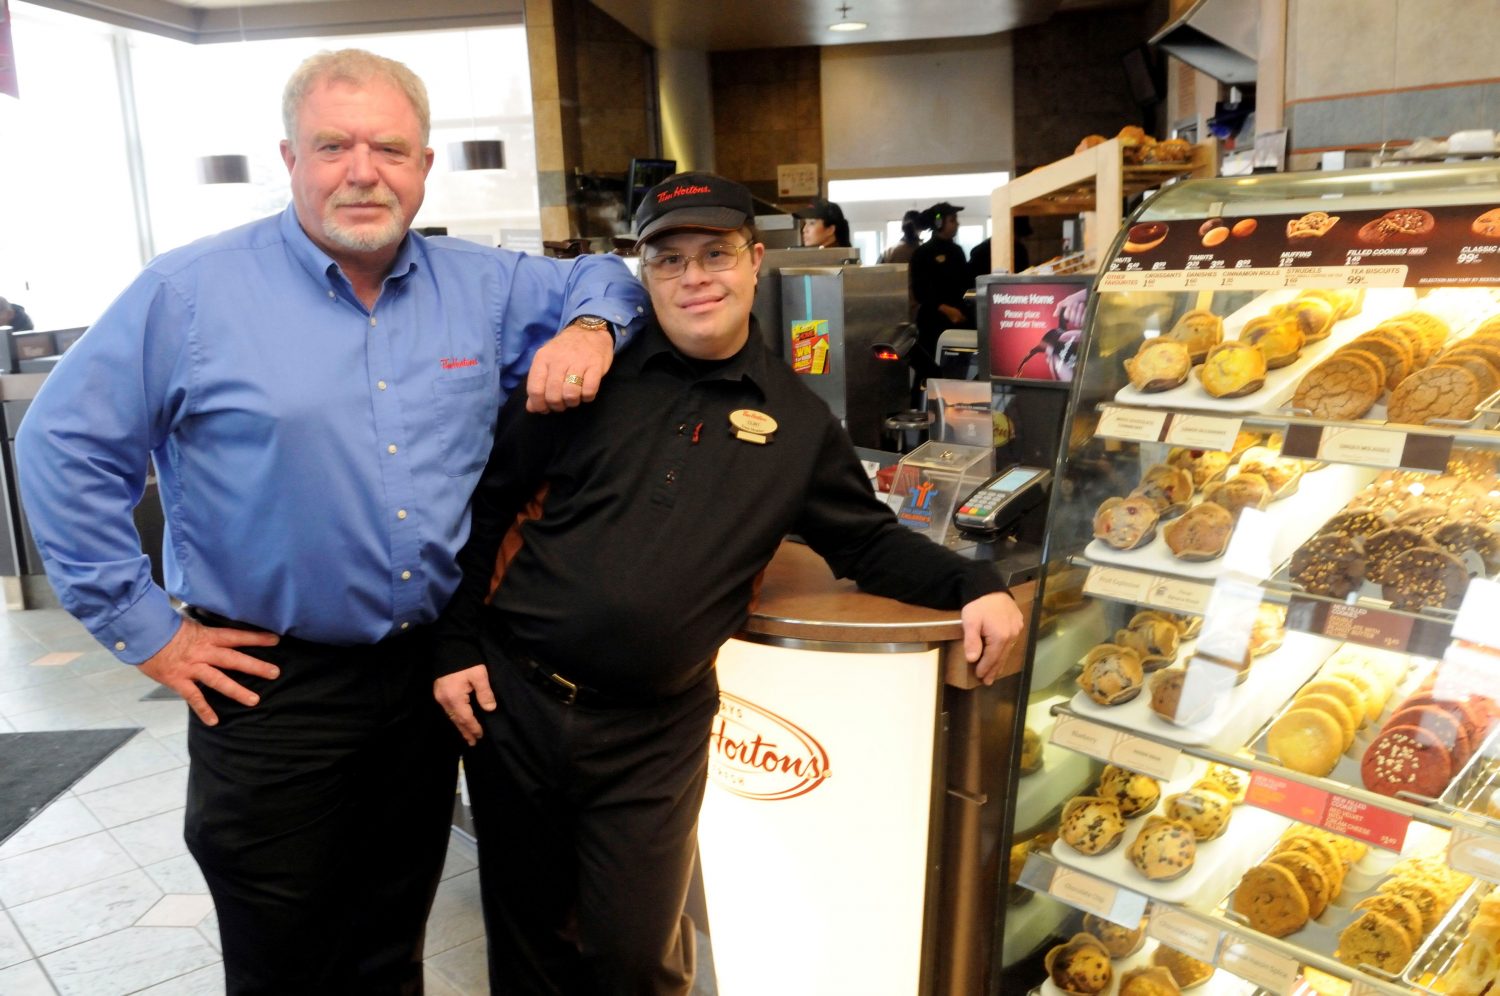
[910, 235, 972, 334]
[434, 320, 1004, 698]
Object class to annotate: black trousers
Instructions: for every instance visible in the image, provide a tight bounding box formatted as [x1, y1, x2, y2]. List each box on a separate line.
[466, 640, 719, 996]
[183, 619, 460, 996]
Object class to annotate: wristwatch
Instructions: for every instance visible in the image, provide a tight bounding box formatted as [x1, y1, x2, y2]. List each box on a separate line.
[572, 315, 613, 337]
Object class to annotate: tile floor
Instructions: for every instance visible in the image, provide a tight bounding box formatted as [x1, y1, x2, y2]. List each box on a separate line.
[0, 605, 491, 995]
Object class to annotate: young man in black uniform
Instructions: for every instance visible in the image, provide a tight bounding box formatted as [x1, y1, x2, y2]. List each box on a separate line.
[432, 172, 1024, 995]
[908, 200, 973, 399]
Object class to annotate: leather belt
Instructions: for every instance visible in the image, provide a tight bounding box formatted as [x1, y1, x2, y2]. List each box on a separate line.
[499, 635, 713, 709]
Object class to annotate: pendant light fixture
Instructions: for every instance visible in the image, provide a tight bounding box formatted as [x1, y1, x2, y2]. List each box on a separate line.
[450, 30, 505, 172]
[828, 3, 868, 32]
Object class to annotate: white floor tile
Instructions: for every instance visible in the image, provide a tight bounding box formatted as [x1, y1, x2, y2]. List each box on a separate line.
[0, 798, 105, 860]
[0, 716, 14, 733]
[10, 869, 163, 955]
[0, 911, 34, 970]
[0, 958, 57, 995]
[5, 700, 136, 732]
[0, 678, 102, 718]
[133, 962, 226, 995]
[109, 808, 189, 867]
[423, 936, 488, 996]
[41, 926, 219, 996]
[422, 869, 485, 959]
[0, 832, 136, 907]
[113, 700, 190, 739]
[71, 733, 182, 795]
[143, 853, 209, 896]
[137, 895, 214, 928]
[196, 910, 220, 953]
[77, 767, 189, 829]
[440, 837, 478, 880]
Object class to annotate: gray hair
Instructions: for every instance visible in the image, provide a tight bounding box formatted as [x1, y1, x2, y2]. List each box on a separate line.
[282, 49, 431, 146]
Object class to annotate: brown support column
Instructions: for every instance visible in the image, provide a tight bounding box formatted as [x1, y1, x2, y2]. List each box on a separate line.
[525, 0, 582, 241]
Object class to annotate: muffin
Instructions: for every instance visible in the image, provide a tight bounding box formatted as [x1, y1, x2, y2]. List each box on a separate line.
[1060, 796, 1128, 856]
[1114, 615, 1181, 671]
[1235, 447, 1304, 499]
[1199, 341, 1268, 398]
[1202, 472, 1271, 520]
[1127, 816, 1198, 881]
[1019, 726, 1044, 776]
[1129, 464, 1195, 518]
[1151, 946, 1214, 988]
[1164, 785, 1234, 841]
[1163, 502, 1234, 561]
[1078, 644, 1147, 706]
[1276, 294, 1338, 342]
[1162, 309, 1223, 363]
[1126, 338, 1193, 392]
[1249, 602, 1287, 657]
[1083, 912, 1148, 958]
[1239, 315, 1305, 369]
[1098, 763, 1162, 819]
[1094, 497, 1160, 551]
[1045, 934, 1114, 996]
[1196, 763, 1248, 804]
[1118, 966, 1183, 996]
[1167, 448, 1231, 488]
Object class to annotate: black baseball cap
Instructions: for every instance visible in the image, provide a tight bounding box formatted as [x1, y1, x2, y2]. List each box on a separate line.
[924, 201, 964, 225]
[634, 171, 755, 244]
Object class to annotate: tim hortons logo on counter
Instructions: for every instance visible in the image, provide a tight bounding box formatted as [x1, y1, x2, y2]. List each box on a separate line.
[709, 692, 831, 801]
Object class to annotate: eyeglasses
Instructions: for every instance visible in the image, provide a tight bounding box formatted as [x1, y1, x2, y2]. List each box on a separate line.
[640, 242, 751, 279]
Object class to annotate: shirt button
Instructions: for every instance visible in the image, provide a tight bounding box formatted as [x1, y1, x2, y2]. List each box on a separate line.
[401, 570, 412, 581]
[369, 317, 377, 327]
[677, 424, 687, 434]
[636, 306, 644, 314]
[377, 380, 388, 391]
[397, 509, 408, 520]
[114, 640, 126, 651]
[327, 290, 335, 299]
[665, 471, 677, 483]
[387, 444, 398, 454]
[400, 621, 410, 631]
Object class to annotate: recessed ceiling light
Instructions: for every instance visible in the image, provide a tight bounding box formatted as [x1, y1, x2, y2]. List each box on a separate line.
[828, 3, 868, 31]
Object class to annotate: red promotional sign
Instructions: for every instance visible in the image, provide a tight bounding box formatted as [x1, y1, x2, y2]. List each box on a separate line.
[1246, 770, 1330, 824]
[0, 0, 17, 100]
[1245, 771, 1411, 852]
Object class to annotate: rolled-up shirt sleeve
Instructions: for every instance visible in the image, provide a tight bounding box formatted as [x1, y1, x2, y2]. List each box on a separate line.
[15, 272, 193, 664]
[497, 253, 648, 392]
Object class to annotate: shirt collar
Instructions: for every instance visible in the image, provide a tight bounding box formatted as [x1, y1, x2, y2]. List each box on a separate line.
[620, 317, 772, 396]
[278, 203, 422, 292]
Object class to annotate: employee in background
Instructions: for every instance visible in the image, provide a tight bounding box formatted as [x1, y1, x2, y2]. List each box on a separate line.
[908, 200, 972, 400]
[798, 197, 851, 248]
[879, 209, 925, 264]
[17, 48, 646, 996]
[0, 296, 34, 331]
[968, 216, 1033, 281]
[432, 171, 1023, 996]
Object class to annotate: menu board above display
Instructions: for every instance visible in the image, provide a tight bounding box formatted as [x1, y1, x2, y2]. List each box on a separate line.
[1101, 204, 1500, 290]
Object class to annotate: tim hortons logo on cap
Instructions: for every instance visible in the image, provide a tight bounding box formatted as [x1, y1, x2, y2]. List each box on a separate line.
[708, 692, 830, 801]
[656, 183, 713, 204]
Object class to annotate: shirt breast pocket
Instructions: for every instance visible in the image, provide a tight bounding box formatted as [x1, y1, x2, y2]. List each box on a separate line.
[432, 373, 496, 477]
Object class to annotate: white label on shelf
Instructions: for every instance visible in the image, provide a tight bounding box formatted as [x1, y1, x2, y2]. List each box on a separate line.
[1146, 908, 1221, 963]
[1096, 406, 1169, 443]
[1316, 426, 1408, 468]
[1048, 867, 1118, 916]
[1217, 938, 1300, 992]
[1084, 565, 1155, 604]
[1109, 736, 1182, 781]
[1164, 414, 1243, 453]
[1448, 828, 1500, 884]
[1452, 578, 1500, 649]
[1147, 576, 1214, 615]
[1099, 265, 1409, 292]
[1050, 713, 1119, 760]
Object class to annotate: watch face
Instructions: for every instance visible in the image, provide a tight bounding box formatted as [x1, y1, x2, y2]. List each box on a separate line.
[575, 316, 608, 329]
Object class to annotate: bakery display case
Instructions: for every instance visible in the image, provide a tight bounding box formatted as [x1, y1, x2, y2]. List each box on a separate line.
[997, 161, 1500, 996]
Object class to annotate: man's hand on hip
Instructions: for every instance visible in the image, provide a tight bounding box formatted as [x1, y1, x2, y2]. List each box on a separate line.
[434, 665, 498, 746]
[526, 323, 613, 413]
[961, 591, 1025, 685]
[138, 618, 281, 726]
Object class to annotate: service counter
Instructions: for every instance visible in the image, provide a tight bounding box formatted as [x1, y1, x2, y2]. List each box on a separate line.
[698, 539, 1039, 996]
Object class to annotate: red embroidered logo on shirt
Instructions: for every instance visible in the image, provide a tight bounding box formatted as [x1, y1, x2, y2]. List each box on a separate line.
[440, 357, 479, 370]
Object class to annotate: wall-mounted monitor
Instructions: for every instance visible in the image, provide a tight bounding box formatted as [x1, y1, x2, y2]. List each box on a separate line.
[975, 274, 1092, 386]
[627, 158, 677, 216]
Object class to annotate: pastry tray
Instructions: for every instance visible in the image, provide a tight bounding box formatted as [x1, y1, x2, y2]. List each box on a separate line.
[1086, 462, 1377, 581]
[1403, 880, 1495, 993]
[1051, 757, 1294, 910]
[1039, 936, 1257, 996]
[1247, 645, 1428, 801]
[1067, 630, 1341, 749]
[1218, 823, 1461, 980]
[1437, 724, 1500, 822]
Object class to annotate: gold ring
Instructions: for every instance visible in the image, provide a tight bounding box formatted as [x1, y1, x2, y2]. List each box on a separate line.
[564, 373, 584, 386]
[445, 711, 457, 718]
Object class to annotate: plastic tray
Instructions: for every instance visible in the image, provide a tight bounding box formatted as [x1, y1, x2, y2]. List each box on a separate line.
[1039, 936, 1258, 996]
[1404, 880, 1495, 994]
[1051, 758, 1294, 910]
[1068, 630, 1341, 749]
[1438, 724, 1500, 822]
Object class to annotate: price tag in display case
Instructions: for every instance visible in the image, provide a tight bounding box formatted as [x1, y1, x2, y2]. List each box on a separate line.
[1095, 405, 1170, 444]
[1217, 937, 1301, 993]
[1246, 770, 1331, 825]
[1109, 736, 1182, 782]
[1448, 828, 1500, 885]
[1280, 423, 1452, 473]
[1048, 866, 1149, 926]
[1163, 414, 1243, 453]
[1321, 793, 1411, 853]
[1050, 713, 1120, 761]
[1147, 907, 1222, 963]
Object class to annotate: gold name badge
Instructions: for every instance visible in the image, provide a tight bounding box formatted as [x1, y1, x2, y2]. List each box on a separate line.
[728, 409, 778, 444]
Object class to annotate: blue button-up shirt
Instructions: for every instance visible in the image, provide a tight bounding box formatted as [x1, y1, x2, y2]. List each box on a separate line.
[16, 205, 647, 663]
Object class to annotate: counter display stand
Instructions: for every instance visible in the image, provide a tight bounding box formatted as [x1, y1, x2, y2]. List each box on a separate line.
[999, 160, 1500, 996]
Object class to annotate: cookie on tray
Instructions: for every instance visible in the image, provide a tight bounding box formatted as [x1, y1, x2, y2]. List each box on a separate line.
[1264, 848, 1333, 918]
[1292, 352, 1383, 420]
[1232, 862, 1311, 937]
[1363, 526, 1437, 584]
[1361, 724, 1454, 800]
[1290, 533, 1367, 598]
[1387, 364, 1483, 426]
[1337, 910, 1416, 974]
[1352, 892, 1425, 943]
[1381, 546, 1470, 611]
[1267, 707, 1345, 777]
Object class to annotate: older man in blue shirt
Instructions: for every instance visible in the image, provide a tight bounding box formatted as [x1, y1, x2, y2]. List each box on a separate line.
[16, 49, 646, 995]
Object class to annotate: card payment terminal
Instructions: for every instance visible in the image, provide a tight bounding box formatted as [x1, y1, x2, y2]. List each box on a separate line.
[952, 465, 1051, 537]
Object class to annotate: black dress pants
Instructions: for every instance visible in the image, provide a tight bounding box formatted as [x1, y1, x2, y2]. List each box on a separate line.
[465, 643, 719, 996]
[183, 622, 460, 996]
